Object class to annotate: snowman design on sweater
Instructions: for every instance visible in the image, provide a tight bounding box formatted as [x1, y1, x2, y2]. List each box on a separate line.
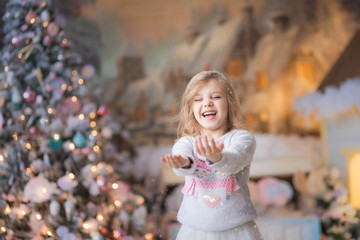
[181, 157, 240, 208]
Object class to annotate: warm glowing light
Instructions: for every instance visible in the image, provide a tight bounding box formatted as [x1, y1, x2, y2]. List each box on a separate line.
[30, 18, 36, 24]
[18, 53, 23, 59]
[53, 133, 60, 140]
[145, 233, 154, 240]
[20, 210, 26, 216]
[62, 39, 68, 45]
[4, 206, 11, 215]
[43, 22, 48, 28]
[61, 83, 67, 91]
[114, 200, 122, 207]
[47, 108, 53, 114]
[96, 214, 104, 221]
[260, 112, 268, 122]
[71, 96, 77, 102]
[47, 231, 53, 236]
[68, 173, 75, 179]
[41, 188, 47, 194]
[246, 114, 254, 126]
[348, 153, 360, 208]
[0, 154, 3, 162]
[256, 70, 268, 89]
[25, 143, 32, 150]
[107, 165, 113, 173]
[20, 114, 25, 121]
[78, 78, 84, 85]
[69, 143, 75, 150]
[91, 130, 98, 136]
[89, 112, 96, 119]
[13, 133, 18, 140]
[112, 183, 119, 189]
[4, 66, 8, 72]
[136, 196, 145, 205]
[350, 105, 357, 113]
[0, 227, 6, 233]
[93, 145, 100, 153]
[36, 213, 42, 220]
[79, 114, 85, 120]
[83, 223, 89, 230]
[296, 60, 314, 83]
[90, 121, 96, 128]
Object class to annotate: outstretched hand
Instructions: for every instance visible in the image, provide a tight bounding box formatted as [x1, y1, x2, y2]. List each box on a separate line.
[160, 154, 190, 169]
[195, 136, 224, 163]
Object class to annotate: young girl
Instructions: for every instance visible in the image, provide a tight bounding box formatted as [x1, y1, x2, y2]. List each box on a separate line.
[161, 71, 263, 240]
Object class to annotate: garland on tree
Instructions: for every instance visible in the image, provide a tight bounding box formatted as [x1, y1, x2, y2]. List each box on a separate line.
[0, 0, 153, 239]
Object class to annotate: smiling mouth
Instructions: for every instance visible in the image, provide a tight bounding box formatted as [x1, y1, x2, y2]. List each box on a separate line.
[202, 111, 216, 118]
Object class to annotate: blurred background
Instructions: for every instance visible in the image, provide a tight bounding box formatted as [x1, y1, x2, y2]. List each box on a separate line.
[1, 0, 360, 239]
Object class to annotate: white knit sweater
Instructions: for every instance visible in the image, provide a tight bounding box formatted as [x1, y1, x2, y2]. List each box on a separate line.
[172, 129, 258, 231]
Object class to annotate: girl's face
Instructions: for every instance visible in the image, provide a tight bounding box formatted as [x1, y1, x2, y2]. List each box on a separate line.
[192, 79, 228, 139]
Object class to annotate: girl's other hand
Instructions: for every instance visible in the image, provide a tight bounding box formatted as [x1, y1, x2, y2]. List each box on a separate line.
[195, 136, 224, 163]
[160, 154, 190, 169]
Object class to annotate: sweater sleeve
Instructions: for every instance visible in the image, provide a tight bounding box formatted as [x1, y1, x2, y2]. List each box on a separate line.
[171, 136, 197, 176]
[207, 130, 256, 174]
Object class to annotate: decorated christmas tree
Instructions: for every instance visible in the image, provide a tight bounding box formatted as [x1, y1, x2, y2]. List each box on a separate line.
[0, 0, 150, 239]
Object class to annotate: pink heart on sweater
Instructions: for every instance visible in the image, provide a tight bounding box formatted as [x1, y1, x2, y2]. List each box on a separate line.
[203, 194, 221, 208]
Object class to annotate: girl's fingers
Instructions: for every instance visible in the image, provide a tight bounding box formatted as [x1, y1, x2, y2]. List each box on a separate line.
[163, 154, 189, 169]
[202, 136, 212, 153]
[217, 141, 224, 151]
[167, 156, 178, 168]
[195, 138, 204, 154]
[175, 155, 190, 167]
[199, 137, 207, 152]
[210, 138, 216, 150]
[196, 136, 223, 157]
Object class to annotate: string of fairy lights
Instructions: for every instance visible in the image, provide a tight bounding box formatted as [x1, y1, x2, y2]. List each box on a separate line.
[0, 0, 154, 239]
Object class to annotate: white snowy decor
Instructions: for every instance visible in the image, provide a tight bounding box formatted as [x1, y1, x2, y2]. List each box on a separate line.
[294, 77, 360, 120]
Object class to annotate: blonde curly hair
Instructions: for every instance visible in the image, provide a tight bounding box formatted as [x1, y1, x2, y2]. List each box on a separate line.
[176, 70, 244, 139]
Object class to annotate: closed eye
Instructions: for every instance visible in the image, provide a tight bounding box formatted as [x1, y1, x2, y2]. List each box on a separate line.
[194, 98, 202, 102]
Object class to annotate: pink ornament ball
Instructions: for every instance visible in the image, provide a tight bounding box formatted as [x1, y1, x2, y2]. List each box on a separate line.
[23, 88, 36, 103]
[43, 35, 52, 46]
[81, 64, 96, 79]
[25, 12, 37, 25]
[62, 97, 81, 114]
[11, 36, 21, 47]
[29, 127, 37, 134]
[47, 22, 60, 37]
[24, 107, 32, 115]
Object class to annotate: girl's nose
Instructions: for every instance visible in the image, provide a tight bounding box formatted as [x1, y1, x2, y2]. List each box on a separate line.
[204, 99, 213, 107]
